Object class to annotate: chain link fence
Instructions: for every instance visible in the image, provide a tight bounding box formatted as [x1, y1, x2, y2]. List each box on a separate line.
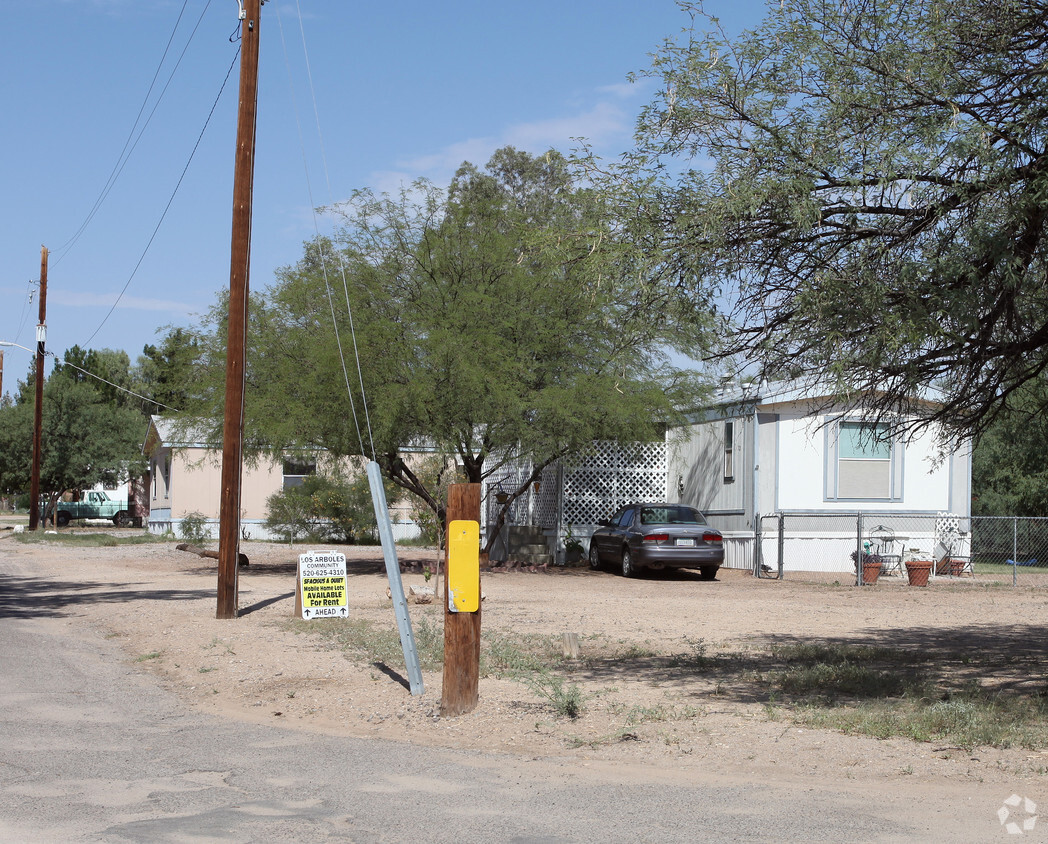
[755, 513, 1048, 586]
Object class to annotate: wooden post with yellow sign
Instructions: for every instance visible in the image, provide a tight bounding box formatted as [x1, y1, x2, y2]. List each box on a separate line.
[441, 483, 481, 716]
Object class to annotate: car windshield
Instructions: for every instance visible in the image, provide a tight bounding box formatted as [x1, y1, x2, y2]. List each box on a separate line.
[639, 506, 707, 526]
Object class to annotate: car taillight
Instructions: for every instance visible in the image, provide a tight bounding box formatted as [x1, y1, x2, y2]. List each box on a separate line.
[703, 532, 723, 543]
[643, 533, 669, 542]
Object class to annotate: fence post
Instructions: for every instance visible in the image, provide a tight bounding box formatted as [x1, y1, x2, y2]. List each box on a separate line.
[856, 513, 865, 586]
[777, 513, 785, 580]
[1014, 516, 1018, 587]
[752, 511, 761, 578]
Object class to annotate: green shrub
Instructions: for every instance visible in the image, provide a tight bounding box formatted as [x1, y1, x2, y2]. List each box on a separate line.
[265, 480, 323, 543]
[178, 511, 210, 544]
[265, 470, 402, 544]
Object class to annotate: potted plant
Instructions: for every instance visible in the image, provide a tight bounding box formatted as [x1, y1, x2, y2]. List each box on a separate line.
[905, 559, 933, 587]
[564, 525, 585, 565]
[850, 549, 882, 585]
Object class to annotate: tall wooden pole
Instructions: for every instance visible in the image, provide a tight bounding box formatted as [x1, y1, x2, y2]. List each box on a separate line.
[441, 483, 482, 716]
[28, 246, 47, 531]
[217, 1, 261, 619]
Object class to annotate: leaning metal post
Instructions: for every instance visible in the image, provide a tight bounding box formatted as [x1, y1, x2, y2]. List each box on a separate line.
[367, 461, 424, 696]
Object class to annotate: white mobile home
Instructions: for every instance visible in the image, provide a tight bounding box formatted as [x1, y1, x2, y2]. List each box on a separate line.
[666, 383, 972, 571]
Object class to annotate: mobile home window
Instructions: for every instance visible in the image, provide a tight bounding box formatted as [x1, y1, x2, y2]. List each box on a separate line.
[723, 421, 735, 481]
[157, 455, 171, 500]
[282, 458, 316, 489]
[836, 421, 891, 499]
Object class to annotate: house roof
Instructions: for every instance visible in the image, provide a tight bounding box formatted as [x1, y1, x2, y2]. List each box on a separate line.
[142, 415, 216, 454]
[708, 379, 946, 412]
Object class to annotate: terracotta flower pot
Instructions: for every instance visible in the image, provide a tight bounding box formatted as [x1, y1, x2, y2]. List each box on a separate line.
[861, 561, 881, 585]
[906, 560, 932, 587]
[949, 559, 966, 577]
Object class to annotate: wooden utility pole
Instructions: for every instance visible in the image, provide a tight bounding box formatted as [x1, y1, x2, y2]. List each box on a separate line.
[441, 483, 482, 716]
[217, 0, 261, 619]
[28, 246, 47, 531]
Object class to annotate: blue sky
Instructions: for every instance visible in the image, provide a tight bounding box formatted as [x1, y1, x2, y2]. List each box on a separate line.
[1, 0, 764, 387]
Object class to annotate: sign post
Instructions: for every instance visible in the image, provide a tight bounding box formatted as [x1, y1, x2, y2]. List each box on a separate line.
[440, 483, 481, 716]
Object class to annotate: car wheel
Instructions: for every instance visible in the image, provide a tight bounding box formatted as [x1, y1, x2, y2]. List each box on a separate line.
[56, 511, 70, 527]
[621, 547, 639, 578]
[699, 566, 719, 581]
[113, 511, 129, 528]
[588, 543, 602, 570]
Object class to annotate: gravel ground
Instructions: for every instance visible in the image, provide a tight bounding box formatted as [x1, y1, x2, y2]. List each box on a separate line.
[6, 532, 1048, 796]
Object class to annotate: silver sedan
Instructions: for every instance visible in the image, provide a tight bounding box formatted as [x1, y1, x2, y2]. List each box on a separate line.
[588, 503, 724, 579]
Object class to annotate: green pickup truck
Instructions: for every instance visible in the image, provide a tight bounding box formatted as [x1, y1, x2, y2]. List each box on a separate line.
[53, 490, 134, 527]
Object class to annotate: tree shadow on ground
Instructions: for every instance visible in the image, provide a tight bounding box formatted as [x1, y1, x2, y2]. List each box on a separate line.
[0, 574, 214, 620]
[561, 623, 1048, 705]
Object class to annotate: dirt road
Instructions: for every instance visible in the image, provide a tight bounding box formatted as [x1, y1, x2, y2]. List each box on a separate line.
[2, 533, 1046, 839]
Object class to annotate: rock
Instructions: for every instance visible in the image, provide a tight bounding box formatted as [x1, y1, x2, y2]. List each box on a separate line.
[409, 585, 435, 604]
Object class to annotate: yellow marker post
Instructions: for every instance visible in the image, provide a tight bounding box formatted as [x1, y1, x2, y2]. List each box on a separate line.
[447, 519, 480, 612]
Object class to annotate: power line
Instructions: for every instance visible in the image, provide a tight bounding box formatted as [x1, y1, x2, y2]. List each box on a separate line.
[55, 358, 180, 412]
[79, 45, 241, 350]
[0, 341, 178, 411]
[53, 0, 208, 266]
[10, 280, 37, 349]
[275, 0, 377, 461]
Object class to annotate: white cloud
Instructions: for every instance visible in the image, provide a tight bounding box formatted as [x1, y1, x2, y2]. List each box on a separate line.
[56, 292, 200, 314]
[367, 86, 645, 194]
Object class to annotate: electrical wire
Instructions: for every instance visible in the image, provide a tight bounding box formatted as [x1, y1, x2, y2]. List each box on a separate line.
[275, 1, 376, 461]
[78, 46, 241, 350]
[0, 343, 178, 411]
[55, 358, 181, 412]
[10, 280, 37, 349]
[53, 0, 210, 266]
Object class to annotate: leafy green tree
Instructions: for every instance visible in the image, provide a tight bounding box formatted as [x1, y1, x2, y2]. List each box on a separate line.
[179, 147, 716, 545]
[973, 376, 1048, 516]
[624, 0, 1048, 442]
[0, 353, 149, 513]
[54, 346, 133, 409]
[137, 328, 200, 413]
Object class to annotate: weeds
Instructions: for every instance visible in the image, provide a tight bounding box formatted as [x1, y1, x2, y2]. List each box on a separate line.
[519, 670, 585, 719]
[278, 613, 1048, 751]
[15, 531, 163, 548]
[283, 613, 445, 672]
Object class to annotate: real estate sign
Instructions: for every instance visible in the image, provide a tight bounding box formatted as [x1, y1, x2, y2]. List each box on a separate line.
[298, 551, 348, 619]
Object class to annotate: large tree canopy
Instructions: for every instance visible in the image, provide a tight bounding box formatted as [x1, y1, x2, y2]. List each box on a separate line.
[0, 351, 147, 504]
[626, 0, 1048, 442]
[973, 375, 1048, 515]
[177, 148, 715, 533]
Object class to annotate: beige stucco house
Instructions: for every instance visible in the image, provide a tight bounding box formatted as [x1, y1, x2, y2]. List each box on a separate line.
[143, 416, 289, 539]
[142, 416, 424, 541]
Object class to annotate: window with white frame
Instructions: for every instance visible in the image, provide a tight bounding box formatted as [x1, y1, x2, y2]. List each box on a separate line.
[829, 420, 899, 500]
[723, 421, 735, 481]
[159, 454, 171, 500]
